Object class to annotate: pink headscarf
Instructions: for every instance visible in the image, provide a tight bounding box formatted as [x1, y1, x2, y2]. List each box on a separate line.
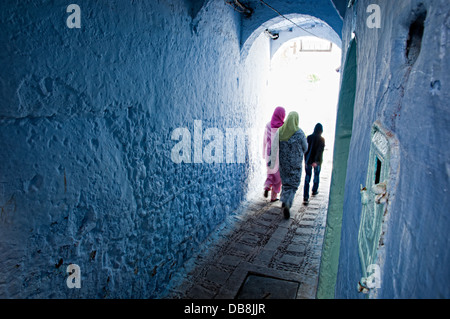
[263, 106, 286, 160]
[271, 106, 286, 128]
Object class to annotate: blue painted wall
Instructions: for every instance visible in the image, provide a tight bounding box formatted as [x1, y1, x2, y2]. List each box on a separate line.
[330, 0, 348, 19]
[335, 0, 450, 298]
[0, 0, 274, 298]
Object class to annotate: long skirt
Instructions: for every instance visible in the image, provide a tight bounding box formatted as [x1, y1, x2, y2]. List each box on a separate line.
[264, 171, 281, 201]
[279, 130, 308, 208]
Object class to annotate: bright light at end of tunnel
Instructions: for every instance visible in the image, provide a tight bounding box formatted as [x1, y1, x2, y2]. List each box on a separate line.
[262, 36, 342, 163]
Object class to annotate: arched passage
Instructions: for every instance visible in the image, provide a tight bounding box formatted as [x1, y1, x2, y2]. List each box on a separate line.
[263, 35, 342, 164]
[237, 9, 346, 299]
[316, 37, 357, 299]
[241, 13, 342, 61]
[0, 0, 346, 300]
[239, 0, 343, 57]
[241, 12, 343, 200]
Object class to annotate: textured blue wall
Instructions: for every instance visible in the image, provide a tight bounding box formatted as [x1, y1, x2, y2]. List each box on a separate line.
[335, 0, 450, 298]
[5, 0, 446, 300]
[0, 0, 274, 298]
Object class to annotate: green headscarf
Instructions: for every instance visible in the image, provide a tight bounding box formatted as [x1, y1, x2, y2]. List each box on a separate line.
[278, 111, 300, 142]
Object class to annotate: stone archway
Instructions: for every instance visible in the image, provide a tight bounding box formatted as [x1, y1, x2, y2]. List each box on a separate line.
[241, 13, 342, 61]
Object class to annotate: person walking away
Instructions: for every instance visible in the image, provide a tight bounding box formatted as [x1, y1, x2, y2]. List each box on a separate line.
[263, 107, 286, 202]
[303, 123, 325, 204]
[278, 111, 308, 219]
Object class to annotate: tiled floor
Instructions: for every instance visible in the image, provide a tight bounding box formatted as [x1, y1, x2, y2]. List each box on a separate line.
[166, 164, 331, 299]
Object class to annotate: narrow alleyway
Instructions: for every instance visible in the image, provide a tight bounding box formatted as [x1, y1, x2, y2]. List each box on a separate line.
[2, 0, 449, 301]
[166, 161, 332, 299]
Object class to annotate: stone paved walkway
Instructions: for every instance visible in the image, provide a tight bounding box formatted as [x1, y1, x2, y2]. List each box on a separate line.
[166, 163, 331, 300]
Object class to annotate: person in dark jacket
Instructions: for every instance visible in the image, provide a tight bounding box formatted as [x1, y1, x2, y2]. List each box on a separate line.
[303, 123, 325, 204]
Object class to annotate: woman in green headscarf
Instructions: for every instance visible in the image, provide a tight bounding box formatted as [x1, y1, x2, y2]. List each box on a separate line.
[278, 111, 308, 218]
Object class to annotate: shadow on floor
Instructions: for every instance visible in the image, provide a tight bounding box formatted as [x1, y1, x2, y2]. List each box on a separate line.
[166, 163, 332, 299]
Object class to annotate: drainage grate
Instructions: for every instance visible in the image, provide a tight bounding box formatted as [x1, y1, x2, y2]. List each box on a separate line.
[235, 273, 300, 299]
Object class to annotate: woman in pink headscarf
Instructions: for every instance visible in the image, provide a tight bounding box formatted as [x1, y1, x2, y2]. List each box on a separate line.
[263, 106, 286, 202]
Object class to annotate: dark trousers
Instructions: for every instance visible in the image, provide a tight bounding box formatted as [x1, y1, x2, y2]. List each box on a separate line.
[303, 164, 321, 200]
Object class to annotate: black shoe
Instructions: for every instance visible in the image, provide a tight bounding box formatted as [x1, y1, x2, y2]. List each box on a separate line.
[312, 191, 319, 196]
[283, 206, 290, 219]
[282, 202, 285, 208]
[264, 189, 269, 198]
[303, 198, 309, 205]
